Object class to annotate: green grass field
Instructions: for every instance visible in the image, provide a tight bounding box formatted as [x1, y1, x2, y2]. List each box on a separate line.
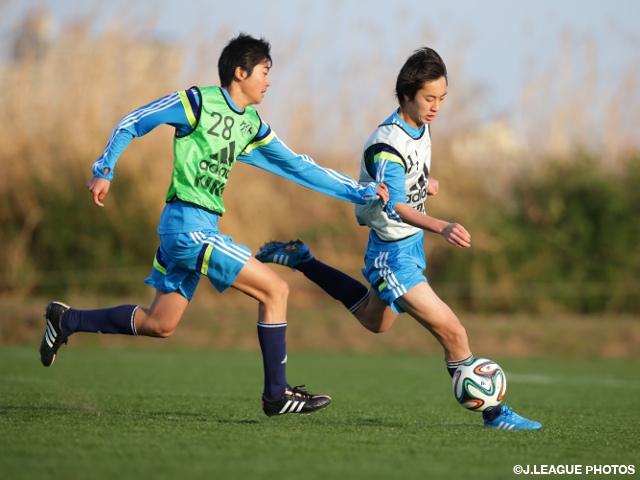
[1, 346, 638, 480]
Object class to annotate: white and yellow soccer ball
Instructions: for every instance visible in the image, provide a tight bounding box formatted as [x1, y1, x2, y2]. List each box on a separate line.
[452, 358, 507, 412]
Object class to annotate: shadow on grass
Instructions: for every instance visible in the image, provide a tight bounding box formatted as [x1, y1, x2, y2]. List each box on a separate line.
[1, 405, 471, 429]
[0, 404, 267, 424]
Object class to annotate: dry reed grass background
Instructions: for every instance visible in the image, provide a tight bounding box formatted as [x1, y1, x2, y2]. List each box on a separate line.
[1, 8, 639, 357]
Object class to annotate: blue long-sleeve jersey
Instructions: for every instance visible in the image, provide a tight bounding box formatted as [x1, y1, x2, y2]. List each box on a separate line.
[92, 87, 380, 234]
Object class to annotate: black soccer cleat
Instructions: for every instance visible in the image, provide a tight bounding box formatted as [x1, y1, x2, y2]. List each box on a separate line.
[39, 301, 70, 367]
[262, 384, 332, 417]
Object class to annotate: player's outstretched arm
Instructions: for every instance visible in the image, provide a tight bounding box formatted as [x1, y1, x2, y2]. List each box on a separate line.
[238, 129, 386, 205]
[92, 91, 194, 182]
[393, 202, 471, 248]
[87, 177, 111, 207]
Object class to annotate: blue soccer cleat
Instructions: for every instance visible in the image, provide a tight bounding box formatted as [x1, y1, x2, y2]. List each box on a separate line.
[255, 239, 313, 270]
[483, 405, 542, 430]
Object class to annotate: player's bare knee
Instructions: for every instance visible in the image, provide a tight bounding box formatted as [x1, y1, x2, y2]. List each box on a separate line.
[262, 276, 289, 307]
[158, 326, 177, 338]
[374, 321, 391, 333]
[357, 313, 386, 334]
[140, 314, 178, 338]
[279, 277, 290, 299]
[363, 323, 382, 334]
[150, 323, 176, 338]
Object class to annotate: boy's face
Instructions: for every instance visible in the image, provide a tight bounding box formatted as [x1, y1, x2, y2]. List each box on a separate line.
[400, 76, 447, 128]
[239, 59, 271, 105]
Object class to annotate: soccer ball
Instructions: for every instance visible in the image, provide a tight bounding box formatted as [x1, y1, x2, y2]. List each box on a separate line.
[452, 358, 506, 412]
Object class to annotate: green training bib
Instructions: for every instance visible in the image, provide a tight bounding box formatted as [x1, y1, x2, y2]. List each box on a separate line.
[166, 86, 261, 214]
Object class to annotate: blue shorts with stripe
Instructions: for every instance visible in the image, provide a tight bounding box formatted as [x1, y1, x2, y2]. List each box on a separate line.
[361, 231, 427, 314]
[144, 230, 251, 300]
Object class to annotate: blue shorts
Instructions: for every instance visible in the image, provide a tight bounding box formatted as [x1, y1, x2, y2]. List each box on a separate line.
[144, 230, 251, 300]
[361, 232, 427, 314]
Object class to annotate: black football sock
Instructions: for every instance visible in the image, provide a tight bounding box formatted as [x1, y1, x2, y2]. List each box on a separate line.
[296, 259, 370, 313]
[257, 322, 288, 401]
[483, 404, 503, 421]
[62, 305, 139, 337]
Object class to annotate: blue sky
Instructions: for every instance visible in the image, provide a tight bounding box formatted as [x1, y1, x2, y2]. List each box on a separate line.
[2, 0, 638, 153]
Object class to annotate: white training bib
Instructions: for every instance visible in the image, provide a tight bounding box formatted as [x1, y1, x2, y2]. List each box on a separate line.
[355, 120, 431, 241]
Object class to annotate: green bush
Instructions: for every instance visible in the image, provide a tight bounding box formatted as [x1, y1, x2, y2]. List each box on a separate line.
[432, 154, 640, 313]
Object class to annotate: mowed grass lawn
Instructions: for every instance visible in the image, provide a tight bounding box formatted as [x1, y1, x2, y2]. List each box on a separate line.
[1, 346, 638, 480]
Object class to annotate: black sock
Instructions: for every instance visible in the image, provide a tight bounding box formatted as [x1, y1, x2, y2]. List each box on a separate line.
[62, 305, 139, 337]
[257, 322, 288, 401]
[483, 404, 503, 421]
[296, 259, 370, 313]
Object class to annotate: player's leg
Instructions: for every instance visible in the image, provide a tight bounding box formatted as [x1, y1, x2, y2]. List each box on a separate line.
[231, 255, 289, 324]
[362, 241, 476, 376]
[256, 239, 371, 312]
[395, 283, 480, 409]
[230, 256, 288, 401]
[231, 257, 332, 416]
[39, 301, 144, 368]
[396, 284, 496, 419]
[39, 290, 189, 367]
[59, 240, 194, 340]
[351, 288, 400, 333]
[196, 233, 329, 416]
[133, 290, 189, 337]
[397, 283, 541, 430]
[39, 237, 200, 366]
[257, 239, 404, 332]
[395, 282, 471, 362]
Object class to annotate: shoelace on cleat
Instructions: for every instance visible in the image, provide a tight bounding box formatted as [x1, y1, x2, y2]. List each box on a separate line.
[501, 405, 514, 417]
[288, 385, 314, 398]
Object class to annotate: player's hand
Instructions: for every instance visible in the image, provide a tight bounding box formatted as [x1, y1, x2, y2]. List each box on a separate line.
[376, 182, 389, 204]
[427, 178, 439, 196]
[442, 222, 470, 248]
[87, 176, 111, 207]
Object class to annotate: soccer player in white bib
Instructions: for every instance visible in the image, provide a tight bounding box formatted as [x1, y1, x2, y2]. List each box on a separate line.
[38, 34, 388, 418]
[257, 47, 542, 430]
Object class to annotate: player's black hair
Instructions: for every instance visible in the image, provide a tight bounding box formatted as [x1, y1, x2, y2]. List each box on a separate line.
[218, 33, 272, 88]
[395, 47, 447, 105]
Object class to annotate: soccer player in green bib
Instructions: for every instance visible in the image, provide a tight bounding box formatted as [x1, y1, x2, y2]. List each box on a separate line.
[39, 34, 388, 417]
